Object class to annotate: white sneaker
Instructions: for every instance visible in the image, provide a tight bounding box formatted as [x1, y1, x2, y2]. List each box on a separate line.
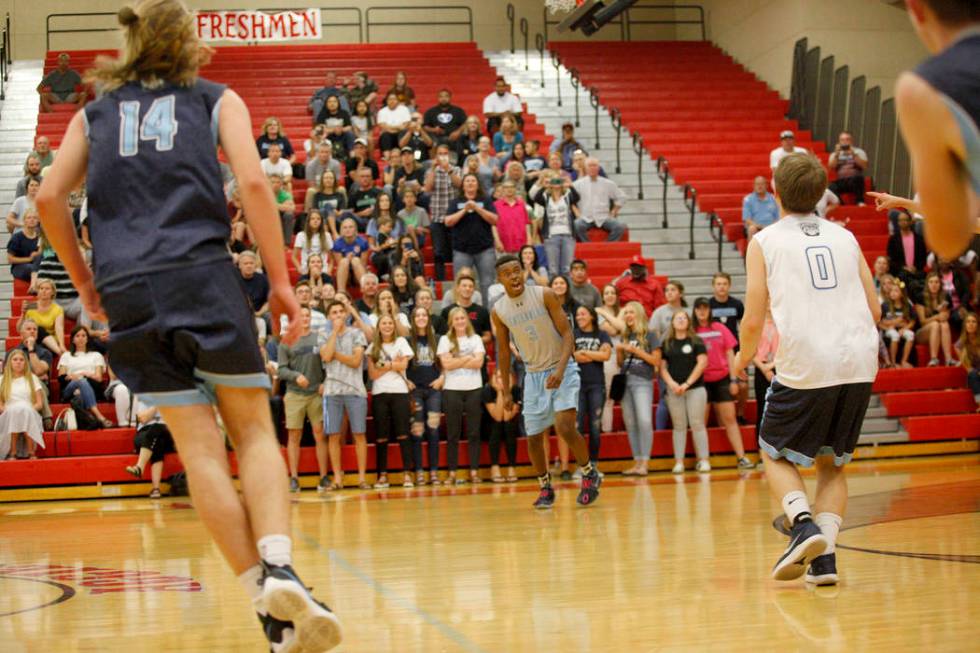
[671, 461, 685, 474]
[572, 469, 583, 480]
[695, 460, 711, 473]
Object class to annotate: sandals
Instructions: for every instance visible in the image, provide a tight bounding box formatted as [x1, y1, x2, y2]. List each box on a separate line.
[125, 465, 144, 478]
[357, 481, 371, 490]
[492, 475, 505, 483]
[506, 475, 519, 483]
[416, 472, 426, 486]
[329, 482, 344, 491]
[469, 471, 482, 484]
[403, 474, 415, 488]
[148, 488, 161, 499]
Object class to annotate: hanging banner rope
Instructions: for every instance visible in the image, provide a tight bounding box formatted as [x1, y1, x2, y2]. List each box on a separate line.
[196, 9, 322, 42]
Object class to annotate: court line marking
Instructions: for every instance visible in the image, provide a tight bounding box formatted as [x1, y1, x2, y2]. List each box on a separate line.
[300, 534, 491, 653]
[0, 575, 76, 618]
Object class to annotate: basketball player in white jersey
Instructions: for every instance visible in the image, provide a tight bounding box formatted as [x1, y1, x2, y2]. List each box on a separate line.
[492, 254, 601, 509]
[733, 154, 881, 585]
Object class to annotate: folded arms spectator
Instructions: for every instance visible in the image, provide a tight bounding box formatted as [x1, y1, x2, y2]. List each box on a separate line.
[38, 53, 85, 113]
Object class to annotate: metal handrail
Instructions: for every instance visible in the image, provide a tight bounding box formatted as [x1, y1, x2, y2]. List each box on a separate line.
[589, 87, 601, 150]
[610, 108, 623, 174]
[4, 12, 10, 66]
[631, 132, 645, 200]
[656, 156, 670, 228]
[707, 212, 725, 272]
[535, 33, 546, 88]
[550, 51, 563, 107]
[519, 18, 529, 70]
[568, 68, 581, 127]
[365, 6, 471, 42]
[625, 4, 706, 41]
[507, 3, 516, 53]
[683, 185, 698, 260]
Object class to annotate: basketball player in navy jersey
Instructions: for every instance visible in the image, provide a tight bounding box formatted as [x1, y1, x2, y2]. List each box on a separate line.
[492, 254, 601, 509]
[868, 0, 979, 259]
[35, 2, 340, 651]
[734, 154, 881, 585]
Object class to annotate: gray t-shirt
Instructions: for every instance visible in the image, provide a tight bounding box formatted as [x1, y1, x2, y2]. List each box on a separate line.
[568, 281, 601, 309]
[649, 304, 691, 342]
[277, 332, 326, 395]
[622, 331, 661, 380]
[323, 327, 367, 396]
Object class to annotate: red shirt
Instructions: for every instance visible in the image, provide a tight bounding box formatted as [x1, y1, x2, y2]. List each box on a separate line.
[614, 274, 665, 317]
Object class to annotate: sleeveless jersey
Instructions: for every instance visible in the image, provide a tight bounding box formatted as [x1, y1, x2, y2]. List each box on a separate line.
[493, 285, 563, 373]
[753, 215, 878, 389]
[83, 78, 231, 288]
[916, 29, 980, 195]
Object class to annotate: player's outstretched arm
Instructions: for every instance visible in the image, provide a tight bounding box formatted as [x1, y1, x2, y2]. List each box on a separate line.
[491, 309, 513, 410]
[895, 72, 973, 260]
[734, 238, 769, 374]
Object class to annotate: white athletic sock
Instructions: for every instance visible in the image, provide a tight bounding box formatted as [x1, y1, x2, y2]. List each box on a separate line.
[814, 512, 843, 554]
[238, 564, 264, 604]
[257, 534, 293, 567]
[781, 490, 812, 525]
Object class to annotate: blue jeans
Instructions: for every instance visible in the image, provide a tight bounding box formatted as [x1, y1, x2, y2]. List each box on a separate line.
[452, 247, 497, 305]
[411, 385, 442, 472]
[577, 383, 605, 462]
[968, 369, 980, 399]
[655, 377, 671, 430]
[63, 378, 98, 409]
[621, 374, 654, 461]
[544, 233, 576, 277]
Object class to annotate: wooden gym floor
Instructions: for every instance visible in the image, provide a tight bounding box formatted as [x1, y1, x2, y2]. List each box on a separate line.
[1, 454, 977, 652]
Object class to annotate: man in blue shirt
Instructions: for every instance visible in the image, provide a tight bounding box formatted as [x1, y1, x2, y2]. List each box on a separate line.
[742, 176, 779, 239]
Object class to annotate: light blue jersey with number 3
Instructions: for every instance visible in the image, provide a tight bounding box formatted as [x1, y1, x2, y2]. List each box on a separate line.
[753, 214, 878, 390]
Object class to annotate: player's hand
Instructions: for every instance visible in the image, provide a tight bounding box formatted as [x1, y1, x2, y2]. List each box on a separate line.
[545, 370, 563, 390]
[271, 284, 303, 346]
[732, 351, 752, 377]
[77, 279, 108, 324]
[867, 191, 910, 213]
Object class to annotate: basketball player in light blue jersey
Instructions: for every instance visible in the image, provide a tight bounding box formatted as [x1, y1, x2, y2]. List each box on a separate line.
[492, 254, 601, 509]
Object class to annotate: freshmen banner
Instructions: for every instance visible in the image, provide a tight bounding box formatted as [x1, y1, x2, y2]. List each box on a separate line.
[196, 9, 322, 42]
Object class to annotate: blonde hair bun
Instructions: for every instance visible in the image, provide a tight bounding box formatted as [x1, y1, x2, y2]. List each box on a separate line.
[118, 6, 139, 27]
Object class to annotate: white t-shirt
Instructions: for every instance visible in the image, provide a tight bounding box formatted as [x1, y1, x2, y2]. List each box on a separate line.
[293, 232, 334, 274]
[483, 92, 523, 115]
[58, 351, 106, 377]
[753, 214, 878, 389]
[7, 374, 41, 407]
[367, 312, 410, 330]
[260, 158, 292, 179]
[437, 334, 485, 391]
[377, 104, 411, 128]
[370, 337, 414, 394]
[769, 145, 808, 170]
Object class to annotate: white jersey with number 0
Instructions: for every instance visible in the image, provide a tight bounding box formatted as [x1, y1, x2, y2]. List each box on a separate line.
[753, 214, 878, 389]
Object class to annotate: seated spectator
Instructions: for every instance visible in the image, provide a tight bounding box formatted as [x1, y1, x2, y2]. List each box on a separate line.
[569, 149, 605, 181]
[828, 131, 869, 205]
[347, 168, 384, 230]
[615, 255, 665, 317]
[742, 176, 779, 239]
[378, 92, 412, 153]
[390, 264, 420, 313]
[367, 193, 403, 244]
[500, 161, 529, 200]
[423, 89, 467, 148]
[550, 122, 585, 170]
[305, 142, 343, 194]
[399, 112, 434, 164]
[382, 148, 403, 190]
[392, 235, 426, 288]
[7, 178, 39, 233]
[441, 271, 492, 344]
[483, 77, 523, 134]
[956, 313, 980, 410]
[369, 216, 399, 279]
[14, 319, 54, 426]
[531, 172, 580, 277]
[255, 117, 295, 163]
[394, 147, 426, 198]
[881, 283, 917, 368]
[309, 70, 351, 123]
[0, 350, 45, 460]
[815, 187, 841, 218]
[16, 155, 43, 198]
[238, 250, 270, 320]
[350, 100, 374, 154]
[569, 259, 602, 309]
[348, 71, 379, 112]
[268, 174, 295, 241]
[7, 209, 40, 282]
[397, 189, 430, 249]
[345, 138, 380, 188]
[29, 135, 55, 169]
[355, 272, 381, 316]
[887, 209, 928, 288]
[493, 180, 532, 254]
[456, 115, 484, 163]
[573, 158, 626, 242]
[935, 259, 973, 327]
[331, 218, 369, 294]
[23, 279, 66, 356]
[518, 244, 549, 287]
[307, 170, 347, 237]
[769, 130, 808, 173]
[492, 113, 524, 159]
[124, 400, 175, 498]
[386, 70, 416, 109]
[524, 140, 547, 176]
[292, 209, 333, 276]
[105, 366, 134, 427]
[533, 152, 573, 196]
[37, 53, 85, 113]
[260, 144, 292, 184]
[469, 137, 502, 198]
[317, 95, 355, 159]
[58, 326, 113, 428]
[366, 312, 416, 489]
[304, 124, 329, 162]
[916, 272, 957, 366]
[445, 174, 499, 302]
[298, 253, 334, 305]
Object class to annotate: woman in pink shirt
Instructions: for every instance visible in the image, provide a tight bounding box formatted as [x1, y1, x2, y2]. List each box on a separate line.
[752, 307, 779, 436]
[692, 297, 753, 469]
[492, 179, 532, 253]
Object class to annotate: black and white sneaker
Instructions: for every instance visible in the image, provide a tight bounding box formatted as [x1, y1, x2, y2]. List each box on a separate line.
[576, 468, 602, 506]
[262, 564, 342, 652]
[772, 519, 828, 581]
[804, 553, 839, 586]
[533, 484, 556, 510]
[289, 478, 301, 493]
[257, 610, 298, 653]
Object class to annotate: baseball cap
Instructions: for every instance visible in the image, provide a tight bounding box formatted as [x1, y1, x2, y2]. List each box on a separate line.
[354, 137, 368, 146]
[629, 255, 647, 267]
[779, 130, 795, 139]
[562, 122, 574, 130]
[693, 296, 711, 309]
[400, 146, 414, 154]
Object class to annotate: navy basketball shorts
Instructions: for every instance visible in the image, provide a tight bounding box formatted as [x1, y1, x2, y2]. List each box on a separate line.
[99, 259, 269, 407]
[758, 379, 873, 467]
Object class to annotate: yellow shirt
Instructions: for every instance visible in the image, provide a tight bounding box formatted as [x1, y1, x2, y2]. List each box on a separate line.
[25, 303, 64, 333]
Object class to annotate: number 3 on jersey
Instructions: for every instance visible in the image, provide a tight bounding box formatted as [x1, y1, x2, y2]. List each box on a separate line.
[805, 246, 838, 290]
[119, 95, 178, 156]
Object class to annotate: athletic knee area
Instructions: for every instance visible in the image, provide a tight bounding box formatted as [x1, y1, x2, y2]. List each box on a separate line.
[411, 423, 425, 437]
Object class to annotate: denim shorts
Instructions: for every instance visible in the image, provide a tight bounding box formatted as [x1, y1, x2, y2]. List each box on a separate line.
[522, 361, 580, 436]
[324, 393, 368, 435]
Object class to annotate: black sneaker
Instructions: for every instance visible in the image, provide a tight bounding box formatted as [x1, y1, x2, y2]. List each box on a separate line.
[737, 457, 755, 470]
[317, 476, 329, 493]
[805, 553, 839, 586]
[533, 484, 556, 510]
[289, 477, 300, 493]
[262, 564, 342, 652]
[257, 610, 298, 653]
[559, 470, 572, 481]
[772, 519, 828, 581]
[576, 468, 602, 506]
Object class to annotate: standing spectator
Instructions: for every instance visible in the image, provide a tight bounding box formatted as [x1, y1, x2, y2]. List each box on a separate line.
[915, 272, 956, 366]
[956, 313, 980, 410]
[502, 160, 529, 200]
[881, 283, 918, 368]
[350, 100, 374, 155]
[316, 95, 355, 158]
[518, 244, 550, 287]
[598, 284, 625, 433]
[29, 136, 56, 169]
[573, 158, 627, 242]
[331, 218, 369, 295]
[438, 307, 486, 484]
[345, 138, 380, 187]
[393, 147, 426, 198]
[483, 368, 521, 483]
[445, 174, 499, 302]
[659, 310, 710, 474]
[492, 113, 524, 158]
[354, 272, 380, 316]
[649, 280, 689, 430]
[617, 301, 661, 477]
[614, 255, 665, 317]
[124, 400, 175, 498]
[693, 298, 753, 470]
[398, 112, 434, 163]
[456, 116, 484, 163]
[305, 145, 343, 200]
[492, 180, 532, 254]
[308, 70, 350, 122]
[7, 209, 40, 282]
[568, 259, 602, 309]
[425, 144, 463, 281]
[307, 171, 347, 238]
[524, 140, 547, 176]
[386, 71, 416, 110]
[279, 282, 329, 338]
[482, 77, 523, 133]
[367, 314, 416, 488]
[58, 326, 113, 428]
[469, 137, 501, 197]
[828, 131, 869, 205]
[37, 53, 85, 113]
[392, 237, 425, 289]
[0, 350, 45, 460]
[377, 93, 411, 153]
[7, 178, 40, 233]
[551, 274, 579, 325]
[255, 117, 295, 162]
[423, 89, 467, 148]
[742, 176, 779, 239]
[16, 155, 44, 198]
[299, 253, 334, 305]
[887, 210, 928, 288]
[753, 306, 779, 437]
[260, 144, 292, 184]
[321, 300, 370, 489]
[347, 168, 383, 230]
[769, 130, 807, 172]
[396, 189, 429, 249]
[268, 174, 295, 242]
[414, 287, 448, 335]
[366, 288, 411, 339]
[277, 307, 328, 493]
[408, 306, 445, 485]
[531, 173, 580, 277]
[573, 305, 612, 466]
[549, 123, 585, 170]
[440, 271, 492, 344]
[347, 71, 379, 112]
[709, 272, 744, 344]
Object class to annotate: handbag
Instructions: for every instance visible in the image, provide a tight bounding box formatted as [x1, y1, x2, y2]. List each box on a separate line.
[609, 353, 635, 402]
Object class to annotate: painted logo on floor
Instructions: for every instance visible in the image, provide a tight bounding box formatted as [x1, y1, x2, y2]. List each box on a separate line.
[0, 563, 202, 595]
